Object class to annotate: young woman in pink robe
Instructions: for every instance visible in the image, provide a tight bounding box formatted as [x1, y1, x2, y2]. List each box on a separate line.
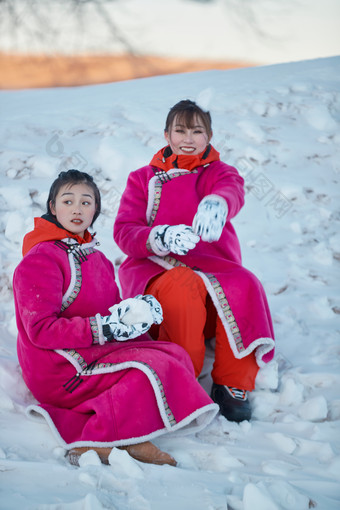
[13, 169, 218, 467]
[114, 100, 275, 422]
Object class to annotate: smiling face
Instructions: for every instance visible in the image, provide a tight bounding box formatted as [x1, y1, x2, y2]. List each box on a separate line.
[49, 182, 96, 238]
[164, 113, 212, 156]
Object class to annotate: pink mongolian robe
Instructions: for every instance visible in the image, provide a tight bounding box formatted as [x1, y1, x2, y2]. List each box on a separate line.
[114, 160, 275, 368]
[13, 231, 218, 450]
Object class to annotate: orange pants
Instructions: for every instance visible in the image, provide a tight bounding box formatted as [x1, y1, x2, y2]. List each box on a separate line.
[146, 267, 259, 391]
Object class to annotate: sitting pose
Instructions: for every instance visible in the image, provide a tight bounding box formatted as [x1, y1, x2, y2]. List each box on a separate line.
[13, 169, 218, 467]
[114, 100, 275, 422]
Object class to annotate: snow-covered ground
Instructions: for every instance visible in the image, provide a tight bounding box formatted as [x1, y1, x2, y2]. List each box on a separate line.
[1, 0, 340, 66]
[0, 56, 340, 509]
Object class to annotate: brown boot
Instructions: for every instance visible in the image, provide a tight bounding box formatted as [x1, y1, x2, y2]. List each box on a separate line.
[119, 441, 177, 466]
[66, 446, 112, 466]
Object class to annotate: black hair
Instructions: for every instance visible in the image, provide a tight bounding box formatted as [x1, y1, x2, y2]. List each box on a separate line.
[47, 169, 101, 225]
[164, 99, 212, 137]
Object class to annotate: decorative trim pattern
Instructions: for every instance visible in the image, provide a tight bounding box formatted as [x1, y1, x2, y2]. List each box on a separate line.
[159, 255, 245, 354]
[58, 348, 88, 372]
[204, 272, 244, 354]
[56, 348, 177, 426]
[61, 255, 82, 312]
[139, 361, 176, 426]
[90, 315, 101, 344]
[58, 240, 97, 312]
[25, 402, 218, 450]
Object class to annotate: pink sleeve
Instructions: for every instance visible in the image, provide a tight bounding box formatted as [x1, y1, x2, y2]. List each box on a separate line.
[14, 253, 98, 350]
[200, 162, 245, 220]
[114, 167, 154, 258]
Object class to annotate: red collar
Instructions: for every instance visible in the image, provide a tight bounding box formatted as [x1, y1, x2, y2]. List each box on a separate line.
[149, 144, 220, 172]
[22, 216, 93, 256]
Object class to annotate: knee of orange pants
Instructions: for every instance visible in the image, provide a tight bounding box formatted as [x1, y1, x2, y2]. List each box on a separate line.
[146, 267, 208, 377]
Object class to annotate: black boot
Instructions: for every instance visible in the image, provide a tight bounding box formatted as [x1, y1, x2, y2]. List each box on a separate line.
[211, 383, 252, 422]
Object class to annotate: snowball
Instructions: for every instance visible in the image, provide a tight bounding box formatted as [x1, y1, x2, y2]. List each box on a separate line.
[251, 391, 280, 420]
[255, 361, 278, 390]
[116, 298, 153, 326]
[108, 447, 144, 479]
[297, 396, 328, 421]
[78, 449, 102, 467]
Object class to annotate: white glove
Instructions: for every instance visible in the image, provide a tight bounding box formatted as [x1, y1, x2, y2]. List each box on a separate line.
[192, 195, 228, 242]
[101, 295, 162, 342]
[149, 224, 200, 256]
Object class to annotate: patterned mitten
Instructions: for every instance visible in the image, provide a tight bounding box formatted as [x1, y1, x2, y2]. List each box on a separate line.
[101, 299, 152, 342]
[192, 195, 228, 242]
[149, 224, 200, 256]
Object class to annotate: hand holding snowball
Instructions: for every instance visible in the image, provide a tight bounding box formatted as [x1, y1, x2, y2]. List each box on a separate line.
[101, 295, 163, 342]
[150, 224, 200, 256]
